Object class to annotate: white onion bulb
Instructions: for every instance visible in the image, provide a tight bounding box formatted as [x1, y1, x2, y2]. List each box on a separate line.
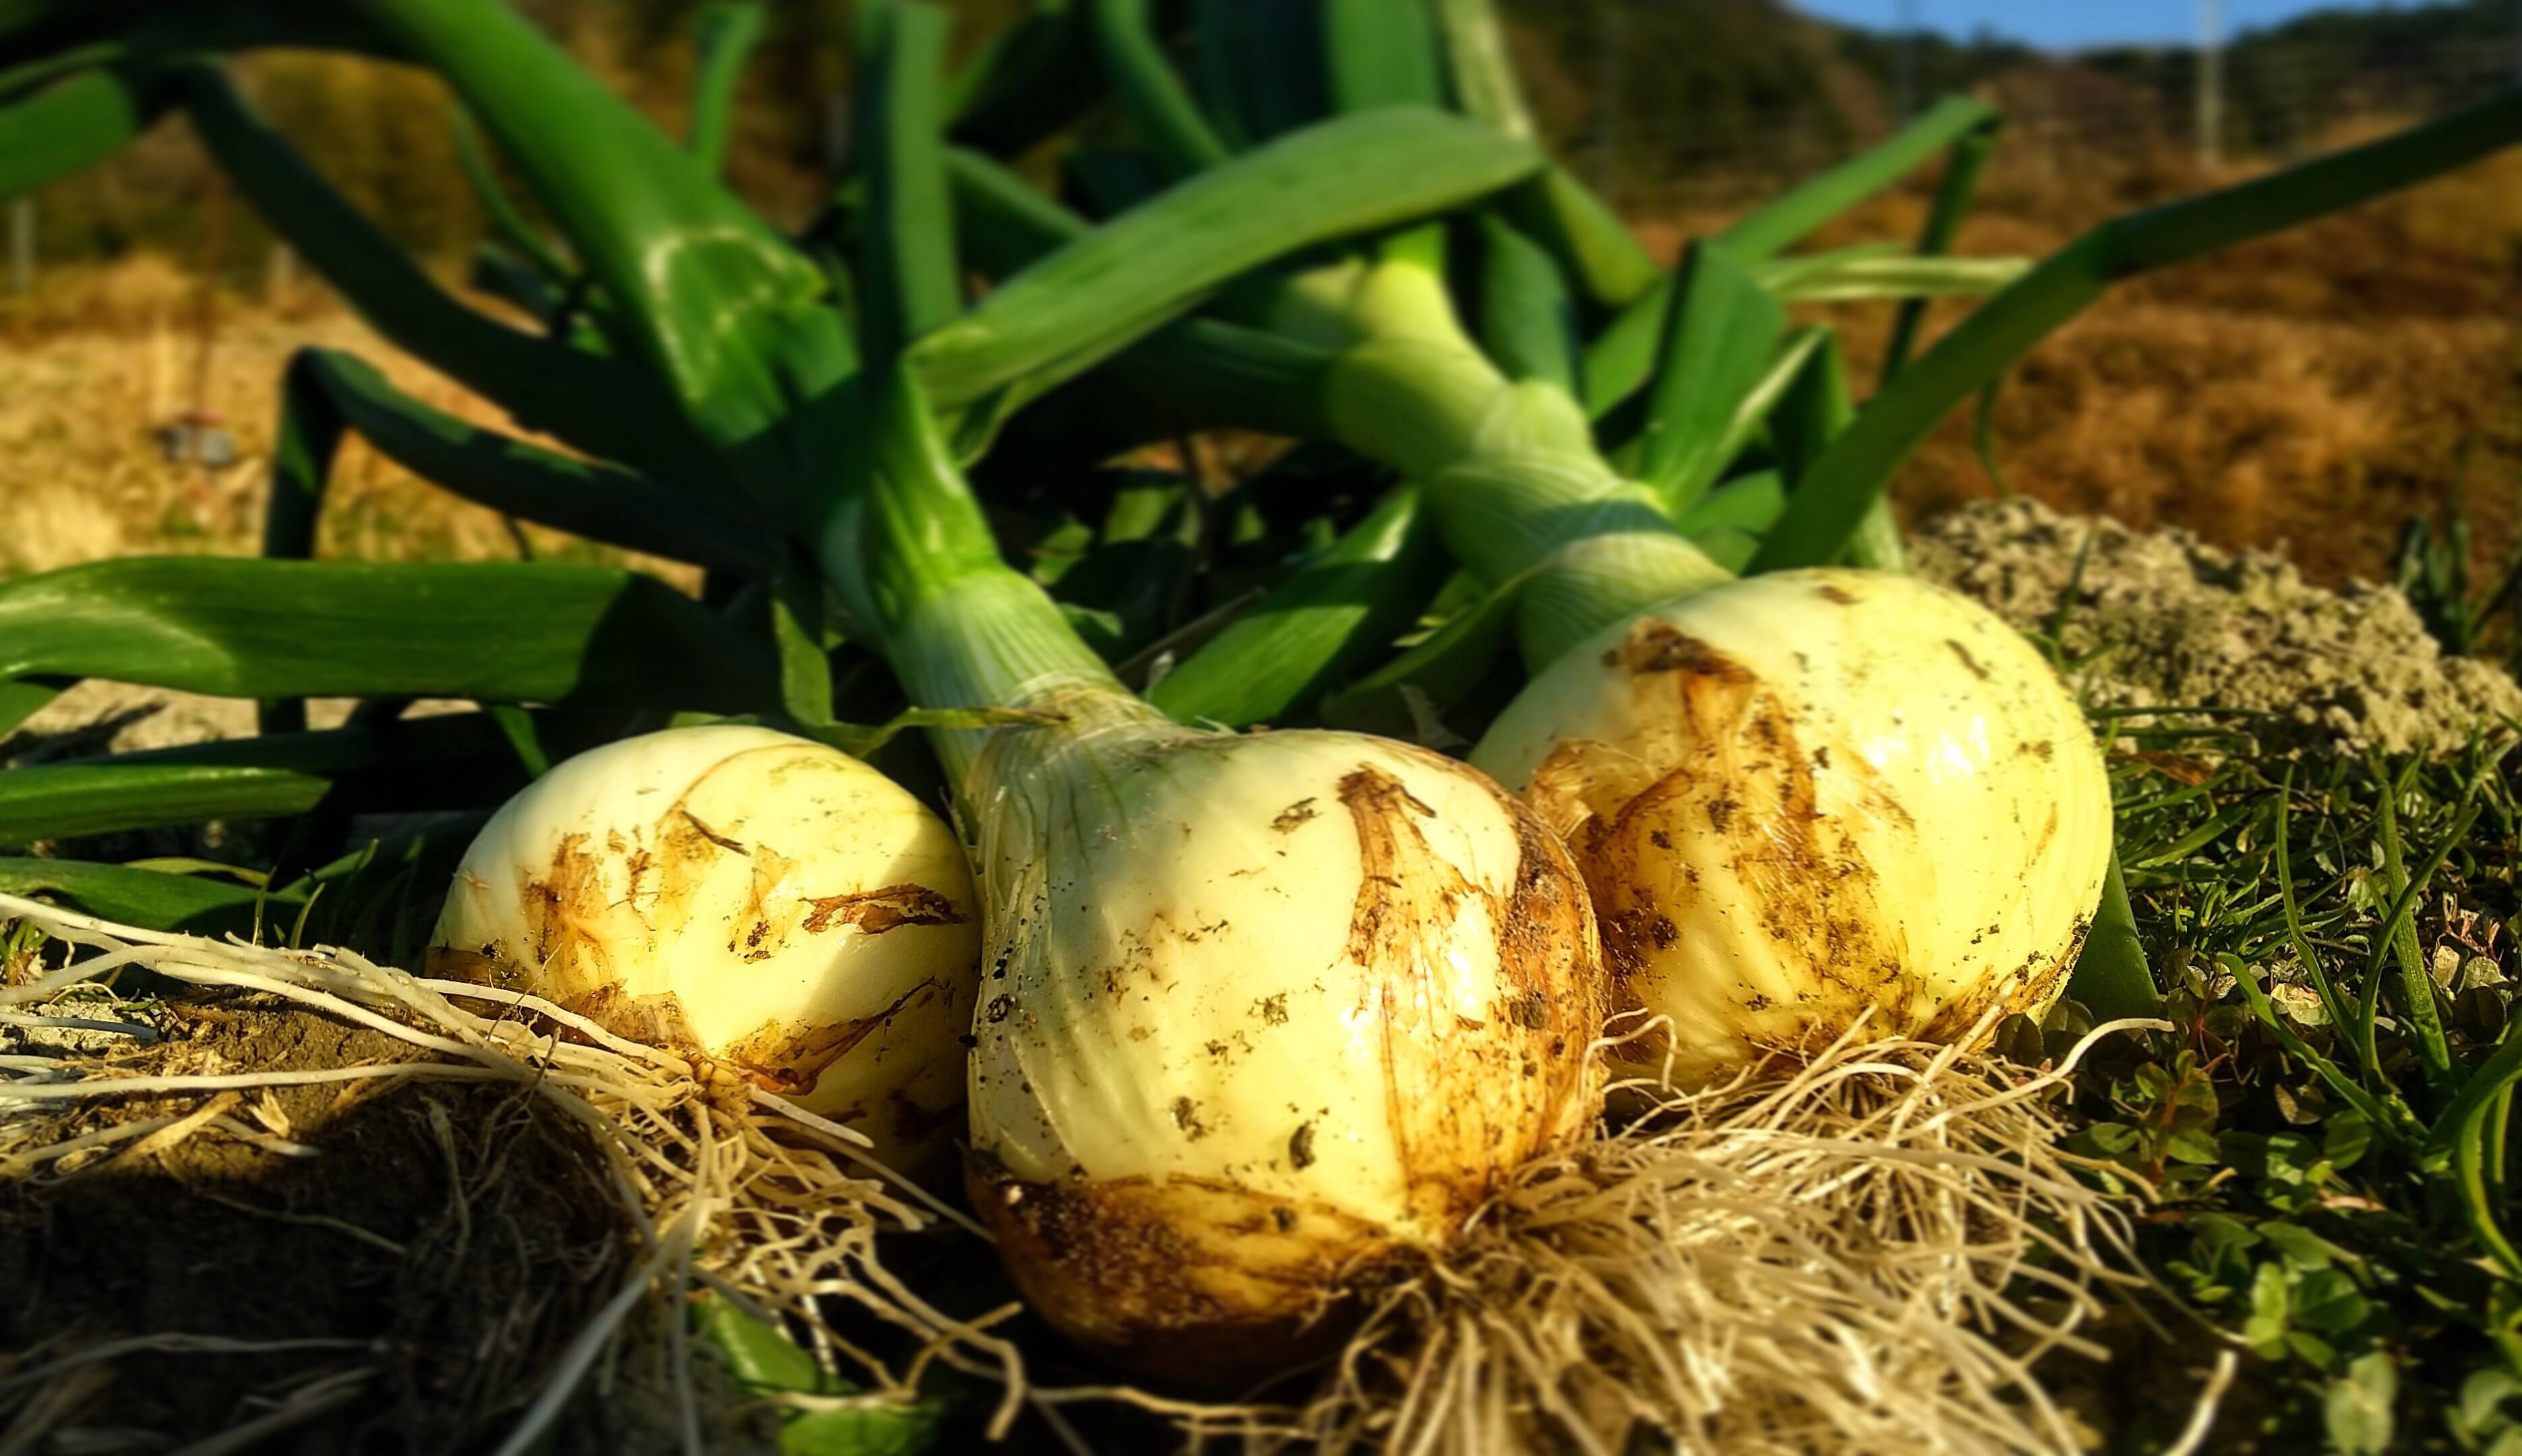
[431, 725, 980, 1174]
[961, 690, 1602, 1385]
[1473, 568, 2112, 1083]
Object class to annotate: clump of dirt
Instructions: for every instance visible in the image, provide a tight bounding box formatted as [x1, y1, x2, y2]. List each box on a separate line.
[1911, 496, 2522, 755]
[0, 1000, 636, 1454]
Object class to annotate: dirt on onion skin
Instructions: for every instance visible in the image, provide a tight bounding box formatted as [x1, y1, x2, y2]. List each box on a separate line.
[1912, 496, 2522, 756]
[0, 1001, 636, 1455]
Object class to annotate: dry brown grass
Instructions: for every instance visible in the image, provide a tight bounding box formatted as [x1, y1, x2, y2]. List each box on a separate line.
[10, 117, 2522, 594]
[1644, 124, 2522, 588]
[0, 257, 698, 586]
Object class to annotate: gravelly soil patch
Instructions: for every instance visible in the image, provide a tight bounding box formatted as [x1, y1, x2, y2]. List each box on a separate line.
[1913, 496, 2522, 755]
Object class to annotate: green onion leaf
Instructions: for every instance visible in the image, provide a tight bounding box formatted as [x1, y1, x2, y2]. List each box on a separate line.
[1719, 95, 1998, 262]
[1323, 0, 1443, 113]
[1631, 241, 1787, 515]
[914, 107, 1540, 423]
[1150, 486, 1446, 727]
[686, 2, 764, 175]
[0, 559, 778, 711]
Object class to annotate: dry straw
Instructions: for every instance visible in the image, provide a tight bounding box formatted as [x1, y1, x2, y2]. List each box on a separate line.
[1151, 1015, 2175, 1456]
[0, 891, 1023, 1455]
[0, 896, 2186, 1455]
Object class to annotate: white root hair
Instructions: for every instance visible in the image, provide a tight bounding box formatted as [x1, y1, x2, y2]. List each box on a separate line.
[1142, 1013, 2175, 1456]
[0, 892, 1031, 1455]
[3, 898, 2202, 1455]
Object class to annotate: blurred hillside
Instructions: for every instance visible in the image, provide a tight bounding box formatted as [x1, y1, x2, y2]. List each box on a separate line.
[11, 0, 2516, 282]
[7, 0, 2522, 604]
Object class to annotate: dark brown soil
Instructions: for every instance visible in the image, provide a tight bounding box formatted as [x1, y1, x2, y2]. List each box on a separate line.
[0, 1002, 636, 1454]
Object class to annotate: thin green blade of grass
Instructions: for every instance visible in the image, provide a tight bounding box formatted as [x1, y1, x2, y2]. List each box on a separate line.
[2222, 952, 2423, 1152]
[2371, 759, 2478, 1099]
[1755, 88, 2522, 572]
[2276, 762, 2376, 1076]
[2423, 1020, 2522, 1273]
[0, 559, 778, 712]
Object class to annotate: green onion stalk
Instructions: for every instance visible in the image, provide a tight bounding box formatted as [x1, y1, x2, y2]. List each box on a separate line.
[814, 371, 1605, 1387]
[1267, 237, 2115, 1083]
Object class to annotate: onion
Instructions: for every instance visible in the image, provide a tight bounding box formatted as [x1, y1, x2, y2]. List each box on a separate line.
[951, 685, 1603, 1387]
[1472, 568, 2112, 1082]
[431, 725, 980, 1174]
[816, 377, 1605, 1384]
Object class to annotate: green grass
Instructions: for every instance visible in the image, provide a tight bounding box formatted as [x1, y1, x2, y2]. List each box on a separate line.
[2055, 717, 2522, 1451]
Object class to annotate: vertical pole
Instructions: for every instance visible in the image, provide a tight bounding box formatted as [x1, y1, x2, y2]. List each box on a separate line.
[2198, 0, 2224, 170]
[1596, 0, 1621, 200]
[1896, 0, 1921, 121]
[266, 241, 296, 303]
[7, 198, 32, 295]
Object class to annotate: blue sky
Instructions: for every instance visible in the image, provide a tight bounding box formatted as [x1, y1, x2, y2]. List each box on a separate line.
[1795, 1, 2449, 51]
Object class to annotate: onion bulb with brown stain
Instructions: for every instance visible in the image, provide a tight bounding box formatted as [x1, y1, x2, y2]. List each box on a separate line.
[430, 725, 980, 1177]
[959, 689, 1603, 1387]
[1473, 568, 2113, 1085]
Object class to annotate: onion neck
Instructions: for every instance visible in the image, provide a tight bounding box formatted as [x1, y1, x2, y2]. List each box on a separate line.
[818, 375, 1147, 786]
[1311, 253, 1735, 669]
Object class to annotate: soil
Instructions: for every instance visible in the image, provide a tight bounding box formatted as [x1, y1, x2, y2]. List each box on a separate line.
[0, 1000, 634, 1455]
[1912, 497, 2522, 756]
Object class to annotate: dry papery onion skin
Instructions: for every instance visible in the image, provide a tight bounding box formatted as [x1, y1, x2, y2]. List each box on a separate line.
[431, 725, 982, 1176]
[958, 693, 1605, 1388]
[1476, 568, 2115, 1085]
